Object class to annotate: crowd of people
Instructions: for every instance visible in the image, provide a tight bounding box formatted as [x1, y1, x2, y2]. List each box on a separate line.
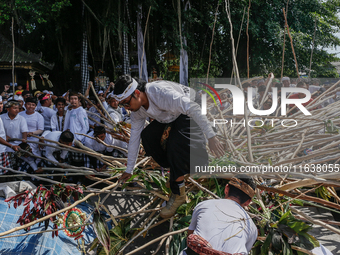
[0, 81, 128, 182]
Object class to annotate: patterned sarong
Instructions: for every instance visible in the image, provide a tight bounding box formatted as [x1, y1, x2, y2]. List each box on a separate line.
[187, 234, 243, 255]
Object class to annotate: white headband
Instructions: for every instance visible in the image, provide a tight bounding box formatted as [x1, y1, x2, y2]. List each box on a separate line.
[113, 78, 138, 101]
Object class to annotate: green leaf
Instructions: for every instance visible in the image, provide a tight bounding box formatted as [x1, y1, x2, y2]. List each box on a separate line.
[88, 238, 99, 252]
[93, 210, 111, 255]
[143, 180, 153, 191]
[278, 210, 292, 224]
[291, 199, 304, 206]
[299, 232, 320, 248]
[283, 239, 293, 255]
[260, 231, 272, 254]
[213, 177, 223, 198]
[286, 221, 311, 233]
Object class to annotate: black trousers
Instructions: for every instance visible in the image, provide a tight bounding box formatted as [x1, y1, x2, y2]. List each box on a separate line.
[141, 114, 208, 194]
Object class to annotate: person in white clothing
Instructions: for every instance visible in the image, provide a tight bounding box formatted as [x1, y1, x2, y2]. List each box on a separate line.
[37, 93, 56, 132]
[51, 97, 67, 132]
[105, 94, 123, 129]
[19, 97, 44, 168]
[0, 117, 19, 175]
[1, 100, 28, 152]
[113, 75, 224, 218]
[88, 98, 104, 129]
[63, 93, 89, 166]
[63, 93, 89, 143]
[180, 174, 258, 255]
[84, 126, 128, 171]
[44, 131, 73, 164]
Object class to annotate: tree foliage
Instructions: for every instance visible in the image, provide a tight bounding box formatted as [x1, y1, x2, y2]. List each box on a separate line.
[0, 0, 340, 91]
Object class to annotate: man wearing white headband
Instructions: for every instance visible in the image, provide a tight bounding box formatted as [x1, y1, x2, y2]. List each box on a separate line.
[114, 75, 224, 218]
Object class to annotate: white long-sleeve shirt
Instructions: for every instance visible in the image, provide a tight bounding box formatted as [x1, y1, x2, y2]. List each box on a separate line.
[84, 131, 128, 154]
[63, 107, 89, 143]
[125, 80, 215, 173]
[44, 131, 69, 163]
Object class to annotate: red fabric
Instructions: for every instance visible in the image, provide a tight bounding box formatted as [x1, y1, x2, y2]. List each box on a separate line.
[0, 152, 11, 174]
[187, 234, 243, 255]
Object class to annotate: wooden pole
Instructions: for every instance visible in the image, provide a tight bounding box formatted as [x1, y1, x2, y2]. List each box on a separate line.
[140, 6, 151, 77]
[206, 1, 220, 83]
[309, 16, 317, 78]
[246, 0, 251, 79]
[281, 0, 289, 79]
[11, 17, 15, 93]
[283, 8, 300, 79]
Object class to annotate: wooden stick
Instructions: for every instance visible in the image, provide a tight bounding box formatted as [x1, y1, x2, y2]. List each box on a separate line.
[141, 6, 151, 77]
[308, 16, 317, 77]
[291, 207, 340, 235]
[188, 177, 219, 199]
[283, 8, 299, 78]
[258, 185, 340, 211]
[246, 0, 251, 79]
[125, 227, 189, 255]
[206, 1, 220, 83]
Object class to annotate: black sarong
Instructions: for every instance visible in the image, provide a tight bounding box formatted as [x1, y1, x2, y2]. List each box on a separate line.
[141, 114, 208, 194]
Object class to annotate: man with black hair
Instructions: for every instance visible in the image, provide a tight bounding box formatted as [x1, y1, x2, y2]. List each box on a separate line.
[44, 131, 74, 164]
[0, 113, 19, 175]
[17, 142, 43, 174]
[19, 97, 44, 165]
[38, 93, 56, 132]
[181, 174, 258, 255]
[1, 100, 28, 152]
[22, 91, 32, 101]
[105, 94, 123, 129]
[63, 92, 89, 143]
[113, 74, 224, 218]
[63, 93, 88, 166]
[84, 126, 128, 171]
[51, 97, 67, 132]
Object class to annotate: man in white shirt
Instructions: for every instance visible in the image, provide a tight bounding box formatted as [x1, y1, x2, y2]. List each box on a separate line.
[181, 174, 258, 255]
[1, 100, 29, 170]
[19, 97, 44, 167]
[84, 126, 128, 171]
[63, 93, 89, 166]
[1, 100, 28, 152]
[113, 75, 224, 218]
[0, 117, 19, 175]
[37, 93, 56, 132]
[105, 94, 123, 129]
[44, 131, 73, 164]
[63, 93, 89, 143]
[51, 97, 67, 132]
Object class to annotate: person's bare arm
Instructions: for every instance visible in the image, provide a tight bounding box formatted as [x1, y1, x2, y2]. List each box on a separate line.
[103, 85, 111, 99]
[85, 82, 92, 98]
[22, 132, 27, 143]
[0, 137, 19, 151]
[188, 230, 194, 236]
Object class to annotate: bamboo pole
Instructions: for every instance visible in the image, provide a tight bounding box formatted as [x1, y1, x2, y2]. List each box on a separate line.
[283, 8, 300, 79]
